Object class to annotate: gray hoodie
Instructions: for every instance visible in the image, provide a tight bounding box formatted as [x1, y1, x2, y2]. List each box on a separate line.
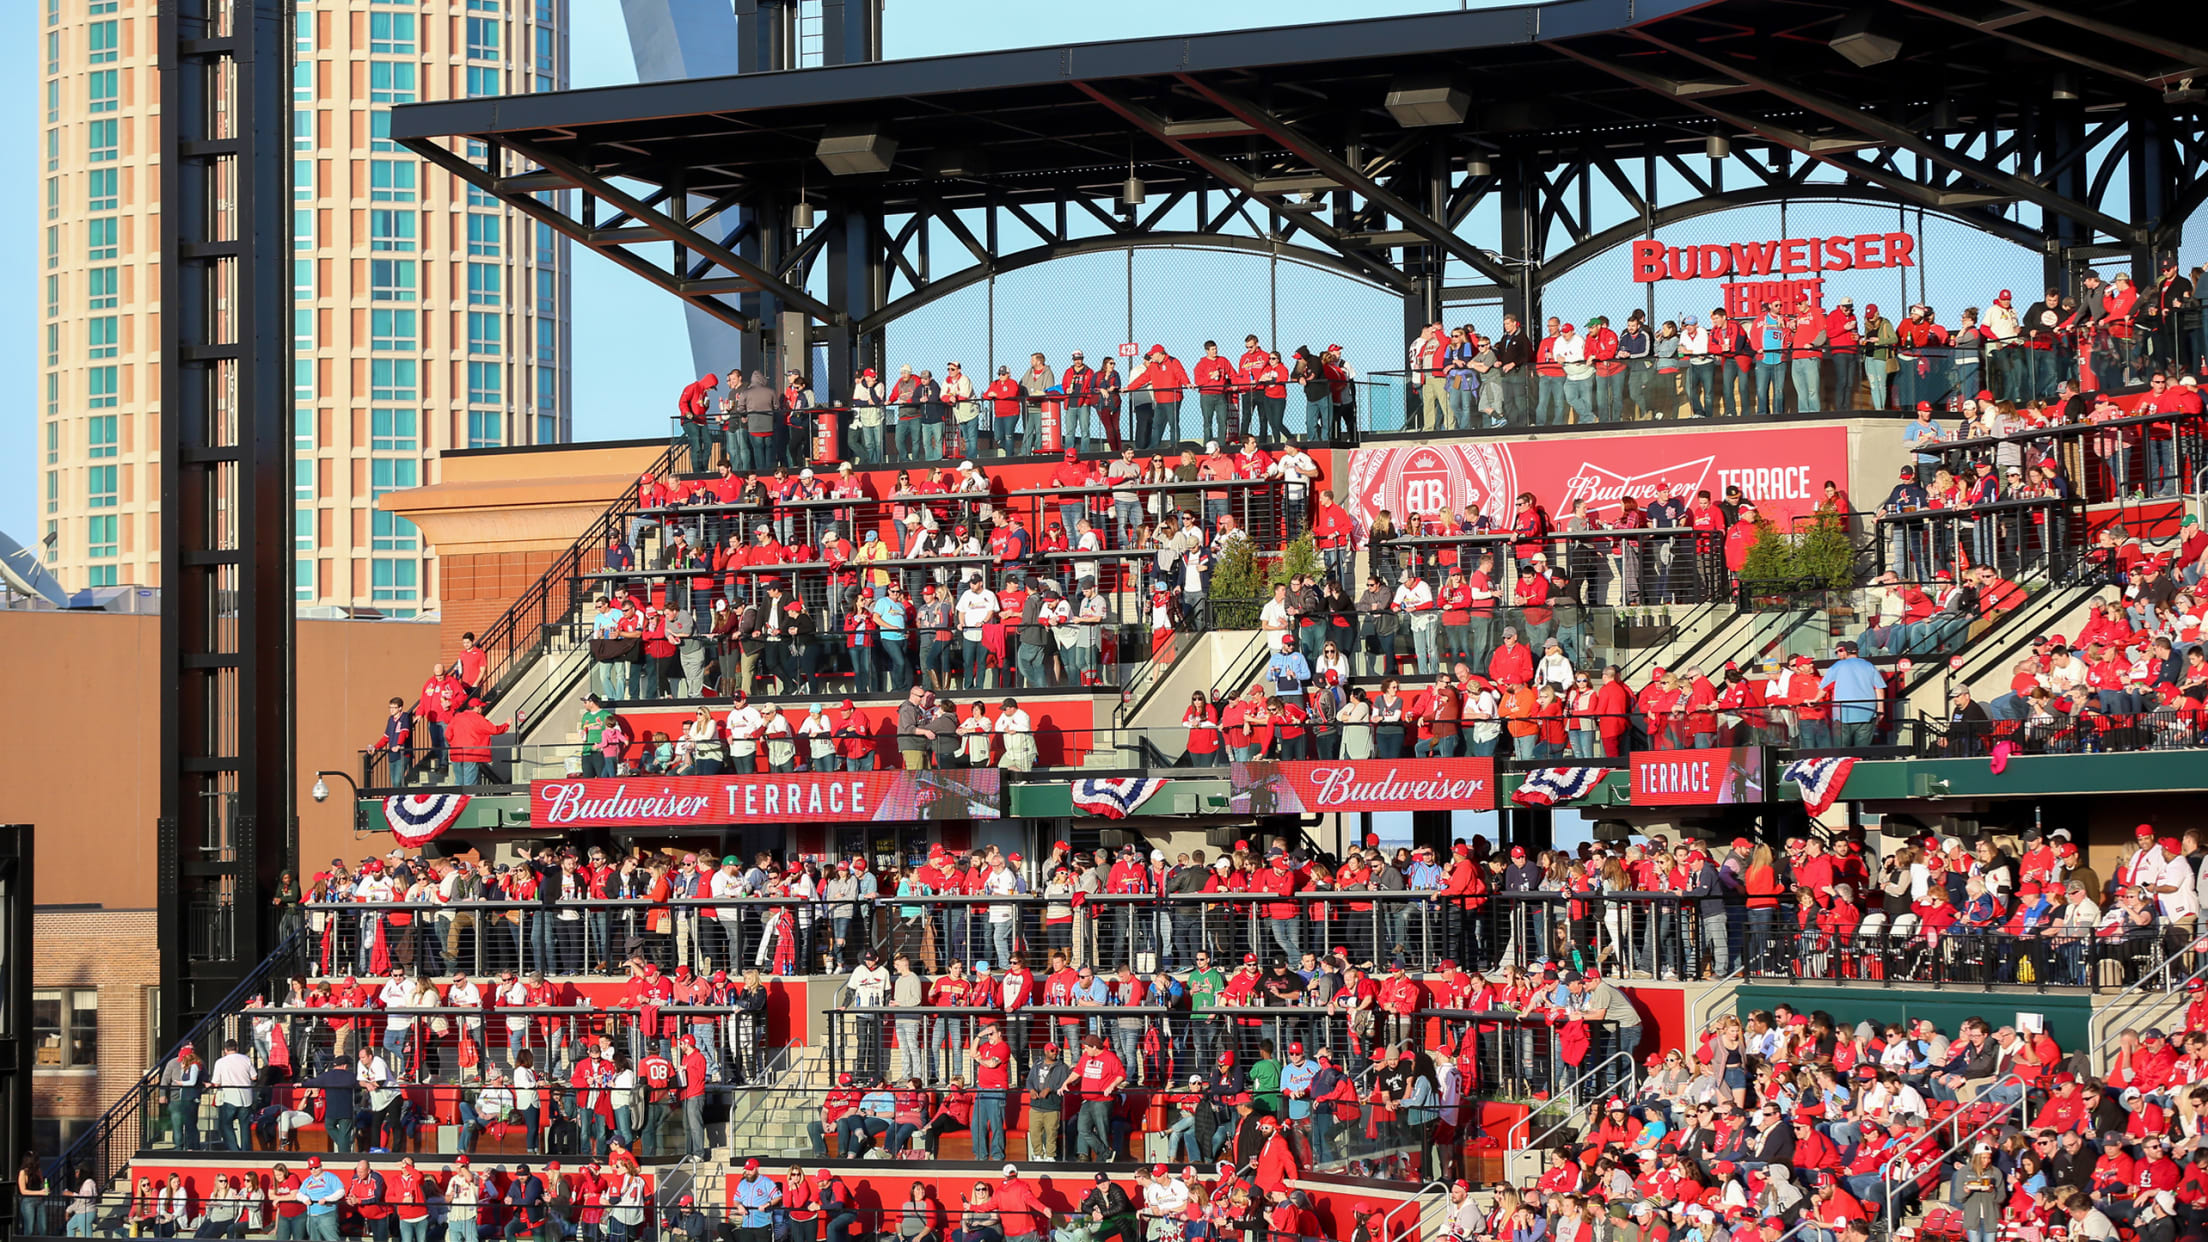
[740, 371, 777, 435]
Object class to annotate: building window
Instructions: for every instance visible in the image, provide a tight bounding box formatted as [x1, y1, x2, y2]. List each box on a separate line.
[294, 458, 313, 501]
[295, 507, 314, 552]
[89, 414, 117, 459]
[295, 7, 313, 54]
[87, 217, 117, 262]
[466, 214, 500, 257]
[294, 307, 313, 350]
[90, 0, 119, 12]
[369, 159, 416, 203]
[370, 309, 416, 352]
[537, 316, 558, 366]
[371, 557, 419, 605]
[89, 169, 117, 212]
[467, 263, 500, 306]
[294, 159, 314, 202]
[370, 457, 418, 495]
[46, 176, 58, 221]
[46, 323, 58, 369]
[88, 465, 117, 508]
[295, 402, 314, 448]
[369, 60, 416, 104]
[86, 565, 117, 587]
[371, 510, 418, 552]
[467, 410, 503, 449]
[88, 365, 117, 408]
[296, 557, 314, 601]
[370, 408, 417, 452]
[88, 70, 117, 114]
[293, 59, 313, 104]
[370, 359, 417, 403]
[370, 258, 417, 303]
[465, 182, 499, 211]
[294, 258, 313, 300]
[467, 312, 501, 356]
[295, 209, 313, 251]
[46, 420, 58, 466]
[45, 470, 57, 515]
[467, 361, 502, 407]
[295, 358, 315, 403]
[370, 209, 416, 252]
[466, 15, 500, 59]
[88, 119, 118, 163]
[465, 66, 501, 98]
[294, 109, 314, 151]
[368, 11, 415, 56]
[88, 20, 117, 64]
[536, 365, 558, 406]
[86, 516, 117, 561]
[88, 316, 117, 359]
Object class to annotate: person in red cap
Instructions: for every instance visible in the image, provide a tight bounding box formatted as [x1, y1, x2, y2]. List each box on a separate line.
[1124, 344, 1190, 451]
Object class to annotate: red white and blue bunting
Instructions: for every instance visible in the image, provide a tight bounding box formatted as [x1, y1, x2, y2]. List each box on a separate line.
[1781, 756, 1858, 817]
[384, 793, 471, 848]
[1070, 777, 1171, 820]
[1509, 767, 1608, 807]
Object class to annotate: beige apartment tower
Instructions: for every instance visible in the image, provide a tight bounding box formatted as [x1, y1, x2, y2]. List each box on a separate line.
[37, 0, 570, 610]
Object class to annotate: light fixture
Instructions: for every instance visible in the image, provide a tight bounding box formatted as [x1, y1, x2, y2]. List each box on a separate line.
[1828, 12, 1901, 67]
[1384, 76, 1470, 128]
[1121, 173, 1146, 207]
[815, 122, 897, 176]
[1706, 134, 1731, 160]
[2051, 73, 2078, 102]
[311, 777, 329, 802]
[791, 201, 816, 230]
[1466, 154, 1492, 177]
[311, 769, 359, 803]
[1930, 99, 1954, 130]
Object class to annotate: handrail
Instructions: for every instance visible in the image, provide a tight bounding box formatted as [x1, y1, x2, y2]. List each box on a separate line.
[52, 928, 311, 1186]
[1379, 1180, 1451, 1242]
[1521, 1052, 1640, 1151]
[1879, 1070, 2030, 1237]
[2090, 950, 2208, 1056]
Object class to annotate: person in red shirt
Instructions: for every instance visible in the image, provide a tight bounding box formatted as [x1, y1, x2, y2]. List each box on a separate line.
[1310, 491, 1355, 588]
[1487, 627, 1534, 688]
[1127, 345, 1191, 451]
[1192, 341, 1237, 446]
[1583, 316, 1624, 422]
[676, 373, 719, 472]
[444, 701, 510, 787]
[1251, 855, 1303, 963]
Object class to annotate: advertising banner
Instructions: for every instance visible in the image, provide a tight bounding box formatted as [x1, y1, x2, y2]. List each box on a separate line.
[1629, 746, 1766, 806]
[1228, 758, 1498, 816]
[1344, 426, 1848, 531]
[531, 769, 1002, 828]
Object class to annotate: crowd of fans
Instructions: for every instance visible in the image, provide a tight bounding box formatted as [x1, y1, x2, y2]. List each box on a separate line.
[670, 266, 2208, 472]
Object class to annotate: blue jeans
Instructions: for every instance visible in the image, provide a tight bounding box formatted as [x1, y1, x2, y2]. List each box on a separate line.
[895, 419, 921, 459]
[1535, 377, 1566, 425]
[1683, 365, 1716, 417]
[1447, 385, 1474, 429]
[1563, 376, 1594, 423]
[1790, 359, 1822, 411]
[972, 1091, 1007, 1160]
[1754, 362, 1786, 415]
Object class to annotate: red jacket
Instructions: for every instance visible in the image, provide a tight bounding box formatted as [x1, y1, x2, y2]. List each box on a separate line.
[444, 710, 510, 763]
[678, 374, 717, 422]
[1129, 355, 1191, 402]
[1192, 355, 1236, 395]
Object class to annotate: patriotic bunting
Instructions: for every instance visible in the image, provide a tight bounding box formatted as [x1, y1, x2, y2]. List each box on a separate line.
[383, 792, 471, 848]
[1781, 755, 1858, 816]
[1510, 767, 1608, 807]
[1071, 777, 1171, 820]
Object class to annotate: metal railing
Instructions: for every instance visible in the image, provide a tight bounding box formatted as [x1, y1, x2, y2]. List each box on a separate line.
[1878, 1071, 2033, 1237]
[53, 930, 313, 1188]
[1736, 917, 2188, 992]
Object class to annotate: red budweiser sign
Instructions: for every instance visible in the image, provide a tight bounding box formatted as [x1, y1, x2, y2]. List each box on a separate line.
[1227, 758, 1497, 815]
[530, 770, 1002, 828]
[1346, 426, 1847, 530]
[1629, 747, 1767, 806]
[1629, 231, 1918, 319]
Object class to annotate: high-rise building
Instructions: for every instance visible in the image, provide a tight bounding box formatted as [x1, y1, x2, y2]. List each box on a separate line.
[36, 0, 571, 612]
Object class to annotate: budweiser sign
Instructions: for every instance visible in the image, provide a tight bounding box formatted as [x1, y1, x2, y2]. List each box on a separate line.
[1345, 426, 1846, 531]
[1630, 231, 1918, 318]
[530, 770, 1002, 828]
[1629, 746, 1767, 806]
[1227, 758, 1497, 815]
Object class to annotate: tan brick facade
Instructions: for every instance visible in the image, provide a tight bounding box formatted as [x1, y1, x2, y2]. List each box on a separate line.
[32, 908, 160, 1126]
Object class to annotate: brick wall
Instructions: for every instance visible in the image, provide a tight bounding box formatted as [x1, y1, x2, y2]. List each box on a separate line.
[33, 908, 160, 1125]
[437, 549, 564, 658]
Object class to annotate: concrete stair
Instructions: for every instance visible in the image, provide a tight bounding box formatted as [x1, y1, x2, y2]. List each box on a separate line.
[717, 1044, 836, 1164]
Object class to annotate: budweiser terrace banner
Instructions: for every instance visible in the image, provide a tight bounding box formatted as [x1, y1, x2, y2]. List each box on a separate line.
[1629, 746, 1767, 806]
[1228, 758, 1498, 815]
[1344, 426, 1848, 530]
[531, 769, 1002, 828]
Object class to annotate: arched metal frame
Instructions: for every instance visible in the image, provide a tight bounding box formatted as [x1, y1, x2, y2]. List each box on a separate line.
[855, 230, 1396, 335]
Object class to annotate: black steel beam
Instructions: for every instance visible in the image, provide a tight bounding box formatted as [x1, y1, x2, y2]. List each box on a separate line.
[158, 0, 294, 1042]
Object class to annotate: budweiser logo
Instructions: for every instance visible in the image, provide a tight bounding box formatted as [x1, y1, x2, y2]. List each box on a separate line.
[1304, 764, 1490, 806]
[538, 782, 715, 826]
[1559, 455, 1716, 513]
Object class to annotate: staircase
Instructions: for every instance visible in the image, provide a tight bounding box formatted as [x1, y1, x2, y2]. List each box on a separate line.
[1894, 580, 2105, 718]
[718, 1045, 836, 1162]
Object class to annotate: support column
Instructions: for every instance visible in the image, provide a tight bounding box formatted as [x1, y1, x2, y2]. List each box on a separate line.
[1500, 151, 1537, 328]
[2038, 99, 2087, 292]
[823, 192, 881, 385]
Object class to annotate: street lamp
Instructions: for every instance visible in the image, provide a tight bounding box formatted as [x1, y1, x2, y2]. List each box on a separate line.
[311, 770, 360, 803]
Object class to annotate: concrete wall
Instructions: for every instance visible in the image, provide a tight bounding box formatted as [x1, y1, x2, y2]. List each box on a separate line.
[0, 611, 442, 908]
